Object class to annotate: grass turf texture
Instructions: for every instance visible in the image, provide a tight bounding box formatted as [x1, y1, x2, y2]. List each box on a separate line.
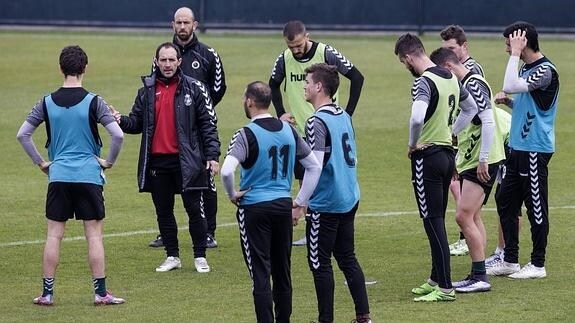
[1, 30, 574, 322]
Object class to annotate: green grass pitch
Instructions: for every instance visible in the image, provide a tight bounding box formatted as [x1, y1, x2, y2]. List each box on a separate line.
[0, 29, 574, 322]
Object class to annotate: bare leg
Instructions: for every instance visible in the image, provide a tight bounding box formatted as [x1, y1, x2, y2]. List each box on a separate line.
[455, 180, 486, 262]
[43, 220, 66, 277]
[84, 220, 105, 278]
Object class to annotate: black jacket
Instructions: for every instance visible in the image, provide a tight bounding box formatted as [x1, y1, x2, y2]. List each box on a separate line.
[173, 33, 226, 107]
[120, 71, 220, 192]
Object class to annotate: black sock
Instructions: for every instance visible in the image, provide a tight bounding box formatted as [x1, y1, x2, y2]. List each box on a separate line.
[93, 277, 107, 297]
[42, 277, 54, 296]
[471, 261, 486, 276]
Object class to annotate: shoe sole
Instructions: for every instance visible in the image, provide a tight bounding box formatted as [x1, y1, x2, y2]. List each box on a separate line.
[155, 265, 182, 272]
[508, 274, 546, 279]
[455, 287, 491, 293]
[95, 301, 125, 306]
[344, 279, 377, 286]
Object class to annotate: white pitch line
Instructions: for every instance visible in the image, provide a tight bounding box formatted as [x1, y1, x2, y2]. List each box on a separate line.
[2, 205, 573, 248]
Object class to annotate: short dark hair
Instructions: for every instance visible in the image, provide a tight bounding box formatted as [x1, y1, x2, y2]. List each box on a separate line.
[304, 63, 339, 98]
[429, 47, 459, 66]
[283, 20, 306, 41]
[59, 45, 88, 77]
[503, 21, 539, 52]
[245, 81, 271, 108]
[394, 33, 425, 57]
[155, 42, 181, 59]
[440, 25, 467, 45]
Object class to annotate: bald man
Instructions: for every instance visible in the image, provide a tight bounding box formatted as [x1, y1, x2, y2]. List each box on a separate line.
[149, 7, 226, 249]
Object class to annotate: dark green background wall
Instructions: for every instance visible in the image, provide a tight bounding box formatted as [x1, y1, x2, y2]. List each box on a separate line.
[1, 0, 573, 33]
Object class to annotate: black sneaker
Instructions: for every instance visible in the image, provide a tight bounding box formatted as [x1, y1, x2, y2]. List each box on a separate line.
[206, 233, 218, 248]
[148, 235, 163, 248]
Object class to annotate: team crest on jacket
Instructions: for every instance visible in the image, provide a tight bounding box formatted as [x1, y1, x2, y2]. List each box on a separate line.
[184, 94, 192, 106]
[191, 60, 200, 69]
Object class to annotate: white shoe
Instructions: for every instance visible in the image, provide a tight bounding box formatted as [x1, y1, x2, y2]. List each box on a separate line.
[155, 256, 182, 272]
[485, 255, 503, 269]
[454, 276, 491, 293]
[508, 262, 547, 279]
[449, 239, 469, 256]
[194, 257, 210, 273]
[292, 236, 307, 246]
[486, 261, 520, 276]
[485, 251, 504, 268]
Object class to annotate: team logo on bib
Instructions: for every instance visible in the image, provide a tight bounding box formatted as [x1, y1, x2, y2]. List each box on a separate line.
[191, 60, 200, 69]
[184, 94, 192, 106]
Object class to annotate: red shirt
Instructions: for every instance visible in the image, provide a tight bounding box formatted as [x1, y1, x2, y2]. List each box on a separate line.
[151, 78, 179, 154]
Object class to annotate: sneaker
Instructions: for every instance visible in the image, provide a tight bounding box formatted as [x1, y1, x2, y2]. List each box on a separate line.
[149, 235, 164, 248]
[206, 233, 218, 249]
[94, 291, 125, 305]
[454, 275, 491, 293]
[155, 256, 182, 272]
[33, 294, 54, 306]
[485, 252, 503, 268]
[194, 257, 210, 273]
[508, 262, 547, 279]
[413, 289, 456, 302]
[411, 282, 438, 295]
[449, 239, 469, 256]
[486, 261, 520, 276]
[292, 236, 307, 246]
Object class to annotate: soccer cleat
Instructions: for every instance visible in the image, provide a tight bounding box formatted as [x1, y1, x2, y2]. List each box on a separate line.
[486, 261, 520, 276]
[449, 239, 469, 256]
[413, 289, 456, 302]
[94, 291, 125, 305]
[194, 257, 210, 273]
[206, 233, 218, 249]
[149, 235, 164, 248]
[452, 275, 472, 289]
[411, 282, 438, 295]
[33, 294, 54, 306]
[454, 275, 491, 293]
[155, 256, 182, 272]
[292, 236, 307, 246]
[508, 262, 547, 279]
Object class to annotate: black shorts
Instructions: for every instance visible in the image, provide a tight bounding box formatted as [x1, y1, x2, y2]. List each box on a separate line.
[46, 182, 105, 222]
[459, 162, 500, 205]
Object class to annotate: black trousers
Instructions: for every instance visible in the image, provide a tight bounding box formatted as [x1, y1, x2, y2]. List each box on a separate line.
[149, 169, 207, 258]
[306, 203, 369, 323]
[495, 150, 552, 267]
[204, 169, 218, 237]
[410, 146, 454, 289]
[237, 199, 293, 323]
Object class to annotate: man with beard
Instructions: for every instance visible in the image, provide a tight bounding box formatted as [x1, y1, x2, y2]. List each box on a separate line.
[394, 33, 478, 301]
[269, 20, 364, 247]
[112, 43, 220, 273]
[149, 7, 226, 249]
